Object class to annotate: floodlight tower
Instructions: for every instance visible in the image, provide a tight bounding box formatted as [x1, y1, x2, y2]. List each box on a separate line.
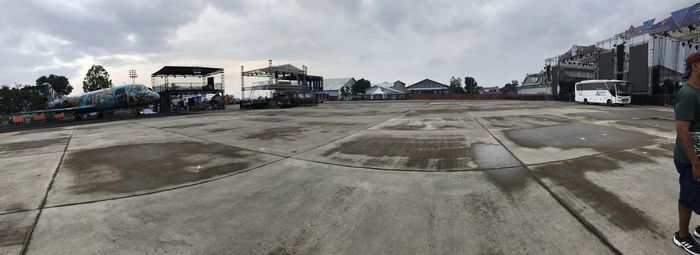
[129, 69, 137, 84]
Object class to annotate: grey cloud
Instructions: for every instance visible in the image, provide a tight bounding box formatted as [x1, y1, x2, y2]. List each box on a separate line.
[0, 0, 698, 92]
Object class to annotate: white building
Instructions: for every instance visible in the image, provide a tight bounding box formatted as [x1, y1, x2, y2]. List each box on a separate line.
[323, 77, 355, 101]
[366, 82, 407, 100]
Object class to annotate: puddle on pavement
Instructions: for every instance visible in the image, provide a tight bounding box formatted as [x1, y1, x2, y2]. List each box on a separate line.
[244, 126, 306, 141]
[206, 127, 242, 133]
[504, 123, 657, 151]
[2, 203, 28, 213]
[482, 115, 571, 129]
[404, 108, 469, 117]
[471, 143, 520, 169]
[0, 137, 68, 152]
[616, 119, 674, 132]
[245, 117, 291, 123]
[380, 118, 477, 131]
[301, 122, 359, 127]
[382, 123, 427, 130]
[0, 215, 31, 248]
[162, 123, 212, 129]
[533, 152, 663, 236]
[321, 136, 511, 170]
[483, 168, 531, 196]
[13, 127, 68, 136]
[61, 141, 256, 194]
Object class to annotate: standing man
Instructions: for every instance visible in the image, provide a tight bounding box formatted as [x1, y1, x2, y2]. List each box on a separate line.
[674, 52, 700, 255]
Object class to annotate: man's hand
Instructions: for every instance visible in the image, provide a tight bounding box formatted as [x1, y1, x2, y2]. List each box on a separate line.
[678, 120, 700, 177]
[693, 163, 700, 182]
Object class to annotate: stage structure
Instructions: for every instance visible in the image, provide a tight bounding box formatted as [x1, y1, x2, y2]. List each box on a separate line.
[520, 45, 604, 97]
[151, 66, 225, 112]
[240, 60, 323, 109]
[593, 2, 700, 95]
[521, 2, 700, 100]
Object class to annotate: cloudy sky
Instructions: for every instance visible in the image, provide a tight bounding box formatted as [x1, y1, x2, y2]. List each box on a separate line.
[1, 0, 696, 97]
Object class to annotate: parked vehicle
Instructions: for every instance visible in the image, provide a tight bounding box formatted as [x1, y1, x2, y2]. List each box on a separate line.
[575, 80, 631, 106]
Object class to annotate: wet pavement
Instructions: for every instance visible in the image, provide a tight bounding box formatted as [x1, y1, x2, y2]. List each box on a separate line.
[0, 100, 686, 254]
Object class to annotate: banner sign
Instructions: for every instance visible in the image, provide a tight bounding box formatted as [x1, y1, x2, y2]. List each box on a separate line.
[630, 26, 647, 38]
[624, 25, 636, 39]
[643, 19, 655, 32]
[649, 17, 677, 34]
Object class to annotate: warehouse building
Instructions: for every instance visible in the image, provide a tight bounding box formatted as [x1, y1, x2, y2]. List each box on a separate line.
[323, 77, 355, 101]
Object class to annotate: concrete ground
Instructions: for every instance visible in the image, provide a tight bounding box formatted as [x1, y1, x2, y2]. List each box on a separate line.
[0, 100, 687, 254]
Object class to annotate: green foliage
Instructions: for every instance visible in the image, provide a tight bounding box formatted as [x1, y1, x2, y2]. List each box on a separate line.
[0, 85, 46, 115]
[500, 83, 518, 94]
[352, 78, 371, 95]
[511, 80, 519, 86]
[340, 86, 351, 98]
[464, 76, 480, 94]
[36, 74, 73, 95]
[448, 76, 465, 94]
[82, 65, 113, 92]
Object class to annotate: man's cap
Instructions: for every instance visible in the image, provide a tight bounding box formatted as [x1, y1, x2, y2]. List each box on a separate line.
[683, 52, 700, 79]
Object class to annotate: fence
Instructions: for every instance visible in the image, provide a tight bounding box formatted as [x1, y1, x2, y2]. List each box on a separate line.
[406, 93, 556, 101]
[406, 93, 667, 106]
[152, 83, 224, 93]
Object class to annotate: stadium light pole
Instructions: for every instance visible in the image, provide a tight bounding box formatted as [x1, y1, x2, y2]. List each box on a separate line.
[129, 69, 137, 84]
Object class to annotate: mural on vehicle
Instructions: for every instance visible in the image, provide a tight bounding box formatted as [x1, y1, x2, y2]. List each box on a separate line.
[17, 83, 160, 119]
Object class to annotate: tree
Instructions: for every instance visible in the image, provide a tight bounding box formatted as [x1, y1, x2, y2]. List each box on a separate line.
[448, 76, 465, 94]
[464, 76, 479, 94]
[36, 74, 72, 95]
[82, 65, 113, 92]
[340, 86, 352, 100]
[500, 83, 518, 94]
[499, 80, 519, 94]
[352, 78, 371, 95]
[0, 85, 46, 115]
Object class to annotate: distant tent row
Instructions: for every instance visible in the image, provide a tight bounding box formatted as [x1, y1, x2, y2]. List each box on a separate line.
[322, 78, 450, 100]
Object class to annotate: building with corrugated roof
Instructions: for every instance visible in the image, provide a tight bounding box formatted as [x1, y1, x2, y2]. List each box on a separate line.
[406, 79, 449, 94]
[479, 86, 500, 94]
[323, 77, 355, 101]
[366, 82, 406, 100]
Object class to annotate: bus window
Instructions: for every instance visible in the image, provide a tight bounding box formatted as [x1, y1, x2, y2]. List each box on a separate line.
[607, 83, 616, 96]
[615, 82, 631, 96]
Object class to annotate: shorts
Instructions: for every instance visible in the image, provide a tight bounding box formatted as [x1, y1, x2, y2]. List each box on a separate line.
[676, 160, 700, 214]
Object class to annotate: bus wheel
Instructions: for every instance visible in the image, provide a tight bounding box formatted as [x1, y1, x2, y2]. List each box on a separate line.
[607, 99, 612, 106]
[583, 99, 588, 104]
[74, 115, 82, 121]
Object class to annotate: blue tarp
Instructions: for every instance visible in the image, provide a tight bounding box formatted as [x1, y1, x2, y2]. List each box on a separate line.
[649, 17, 678, 34]
[680, 3, 700, 27]
[649, 3, 700, 35]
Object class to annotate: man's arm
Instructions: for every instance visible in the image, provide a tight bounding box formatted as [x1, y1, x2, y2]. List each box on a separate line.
[678, 120, 700, 180]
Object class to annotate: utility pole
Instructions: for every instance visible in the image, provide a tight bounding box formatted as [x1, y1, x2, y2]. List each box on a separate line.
[302, 65, 307, 105]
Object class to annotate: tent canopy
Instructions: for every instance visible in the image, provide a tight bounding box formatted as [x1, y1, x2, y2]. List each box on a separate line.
[152, 66, 223, 77]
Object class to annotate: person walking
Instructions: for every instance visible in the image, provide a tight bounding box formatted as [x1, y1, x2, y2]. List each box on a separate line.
[674, 52, 700, 255]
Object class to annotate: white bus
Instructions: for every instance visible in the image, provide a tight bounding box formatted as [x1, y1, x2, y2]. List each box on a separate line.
[575, 80, 631, 106]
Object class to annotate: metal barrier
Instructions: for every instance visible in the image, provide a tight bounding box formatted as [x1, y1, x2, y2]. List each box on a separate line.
[152, 83, 224, 92]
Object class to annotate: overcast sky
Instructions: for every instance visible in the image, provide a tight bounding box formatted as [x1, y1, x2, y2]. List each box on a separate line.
[1, 0, 697, 97]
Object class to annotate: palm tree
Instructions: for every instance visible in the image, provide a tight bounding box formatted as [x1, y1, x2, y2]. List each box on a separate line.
[340, 86, 351, 101]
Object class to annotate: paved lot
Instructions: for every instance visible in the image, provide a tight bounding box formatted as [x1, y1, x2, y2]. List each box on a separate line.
[0, 100, 687, 254]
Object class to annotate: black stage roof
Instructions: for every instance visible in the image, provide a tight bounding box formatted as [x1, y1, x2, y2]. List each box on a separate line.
[152, 66, 224, 77]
